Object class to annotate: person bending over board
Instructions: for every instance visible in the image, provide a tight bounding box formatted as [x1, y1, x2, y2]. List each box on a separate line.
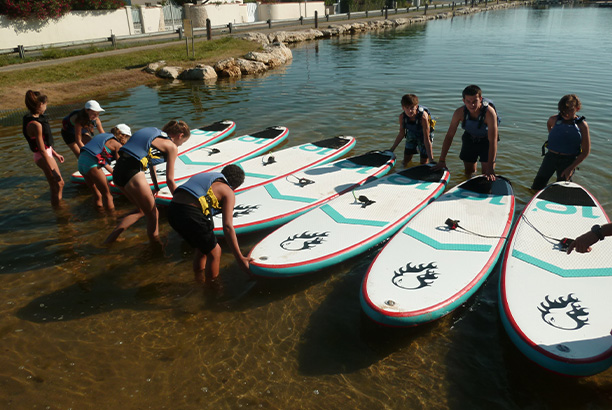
[531, 94, 590, 191]
[61, 100, 106, 158]
[433, 85, 499, 181]
[23, 90, 65, 208]
[388, 93, 435, 166]
[167, 165, 253, 284]
[567, 223, 612, 254]
[104, 120, 190, 244]
[77, 124, 132, 211]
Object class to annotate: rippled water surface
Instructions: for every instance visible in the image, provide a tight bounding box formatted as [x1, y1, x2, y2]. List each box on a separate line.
[2, 6, 612, 409]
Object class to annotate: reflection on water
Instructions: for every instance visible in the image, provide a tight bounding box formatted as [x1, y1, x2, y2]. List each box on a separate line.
[2, 6, 612, 409]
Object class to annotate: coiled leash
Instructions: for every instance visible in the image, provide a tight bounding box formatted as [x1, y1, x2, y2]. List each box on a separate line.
[287, 174, 315, 187]
[520, 214, 574, 251]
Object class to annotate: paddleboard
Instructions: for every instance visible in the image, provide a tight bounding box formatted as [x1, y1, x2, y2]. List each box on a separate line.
[361, 175, 515, 327]
[70, 120, 236, 184]
[109, 126, 289, 192]
[213, 150, 396, 236]
[499, 181, 612, 376]
[249, 165, 450, 277]
[154, 135, 357, 206]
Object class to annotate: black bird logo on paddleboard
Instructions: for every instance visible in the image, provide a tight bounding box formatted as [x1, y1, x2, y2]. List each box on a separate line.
[280, 231, 329, 251]
[392, 262, 438, 290]
[232, 204, 260, 218]
[538, 294, 589, 330]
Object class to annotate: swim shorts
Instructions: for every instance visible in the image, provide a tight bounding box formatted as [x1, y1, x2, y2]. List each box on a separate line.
[33, 146, 54, 163]
[77, 150, 99, 176]
[61, 128, 76, 145]
[112, 155, 142, 187]
[167, 201, 218, 254]
[459, 132, 490, 163]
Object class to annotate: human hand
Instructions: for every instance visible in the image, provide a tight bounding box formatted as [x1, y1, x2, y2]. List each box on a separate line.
[567, 231, 598, 254]
[560, 166, 575, 181]
[482, 162, 496, 181]
[431, 160, 446, 171]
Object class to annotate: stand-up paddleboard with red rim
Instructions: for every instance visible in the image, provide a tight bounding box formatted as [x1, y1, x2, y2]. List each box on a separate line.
[500, 181, 612, 376]
[361, 175, 514, 327]
[108, 126, 288, 193]
[155, 135, 356, 207]
[213, 150, 396, 236]
[70, 120, 236, 184]
[249, 165, 449, 277]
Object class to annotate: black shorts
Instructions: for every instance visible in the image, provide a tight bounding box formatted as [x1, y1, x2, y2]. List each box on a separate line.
[167, 201, 218, 254]
[459, 132, 490, 163]
[61, 128, 76, 145]
[112, 155, 142, 187]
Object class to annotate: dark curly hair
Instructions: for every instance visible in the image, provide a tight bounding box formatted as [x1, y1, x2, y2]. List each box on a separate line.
[221, 164, 245, 189]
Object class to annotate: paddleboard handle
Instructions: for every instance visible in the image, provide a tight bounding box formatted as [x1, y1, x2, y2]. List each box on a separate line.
[445, 218, 460, 230]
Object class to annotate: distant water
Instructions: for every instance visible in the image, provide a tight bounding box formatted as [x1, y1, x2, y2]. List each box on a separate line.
[2, 6, 612, 409]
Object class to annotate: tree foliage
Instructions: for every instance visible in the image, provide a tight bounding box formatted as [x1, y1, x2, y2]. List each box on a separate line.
[0, 0, 126, 20]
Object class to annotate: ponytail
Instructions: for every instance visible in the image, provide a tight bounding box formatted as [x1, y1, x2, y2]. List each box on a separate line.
[25, 90, 48, 114]
[162, 120, 190, 138]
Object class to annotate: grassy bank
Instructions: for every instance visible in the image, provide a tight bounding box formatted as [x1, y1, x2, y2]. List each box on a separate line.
[0, 37, 262, 111]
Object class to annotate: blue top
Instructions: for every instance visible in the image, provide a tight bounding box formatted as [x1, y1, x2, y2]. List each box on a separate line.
[176, 172, 230, 216]
[62, 109, 96, 136]
[402, 105, 429, 143]
[547, 115, 584, 155]
[82, 133, 115, 165]
[119, 127, 168, 168]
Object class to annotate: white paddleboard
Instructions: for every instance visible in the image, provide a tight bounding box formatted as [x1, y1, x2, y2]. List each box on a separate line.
[70, 120, 236, 184]
[361, 175, 515, 327]
[249, 165, 450, 277]
[154, 135, 356, 206]
[109, 126, 288, 192]
[214, 150, 396, 236]
[500, 181, 612, 376]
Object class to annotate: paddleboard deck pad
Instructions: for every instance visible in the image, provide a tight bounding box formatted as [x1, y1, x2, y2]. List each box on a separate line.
[249, 165, 449, 277]
[154, 135, 356, 206]
[213, 150, 396, 236]
[361, 175, 515, 327]
[500, 181, 612, 376]
[70, 120, 236, 184]
[108, 126, 288, 192]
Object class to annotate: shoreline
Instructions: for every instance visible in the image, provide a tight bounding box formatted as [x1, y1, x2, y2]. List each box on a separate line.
[0, 1, 528, 115]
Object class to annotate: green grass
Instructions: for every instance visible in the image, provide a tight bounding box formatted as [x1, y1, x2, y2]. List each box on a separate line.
[0, 37, 261, 86]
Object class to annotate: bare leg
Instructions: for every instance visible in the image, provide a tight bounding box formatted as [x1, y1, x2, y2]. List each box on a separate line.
[36, 157, 64, 207]
[66, 142, 80, 159]
[463, 161, 477, 178]
[83, 171, 103, 208]
[90, 167, 114, 211]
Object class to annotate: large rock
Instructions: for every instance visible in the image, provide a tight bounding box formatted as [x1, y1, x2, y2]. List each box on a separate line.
[236, 58, 268, 75]
[272, 29, 323, 43]
[238, 32, 270, 45]
[214, 58, 242, 78]
[178, 65, 218, 81]
[143, 60, 166, 74]
[157, 66, 181, 79]
[244, 42, 293, 68]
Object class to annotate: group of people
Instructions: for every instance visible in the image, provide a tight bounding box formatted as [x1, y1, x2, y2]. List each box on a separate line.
[22, 85, 606, 284]
[23, 90, 251, 284]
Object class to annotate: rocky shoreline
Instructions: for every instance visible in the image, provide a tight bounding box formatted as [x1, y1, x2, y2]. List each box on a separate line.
[144, 2, 528, 82]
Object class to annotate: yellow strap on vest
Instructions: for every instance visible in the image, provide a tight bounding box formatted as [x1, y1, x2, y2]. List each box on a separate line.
[197, 187, 221, 216]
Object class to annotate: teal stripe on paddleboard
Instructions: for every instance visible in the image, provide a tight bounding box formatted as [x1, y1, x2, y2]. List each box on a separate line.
[512, 250, 612, 278]
[178, 154, 221, 166]
[403, 227, 492, 252]
[320, 204, 388, 227]
[264, 184, 316, 203]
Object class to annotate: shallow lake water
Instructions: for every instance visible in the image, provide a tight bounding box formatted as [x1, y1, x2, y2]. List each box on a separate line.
[1, 5, 612, 409]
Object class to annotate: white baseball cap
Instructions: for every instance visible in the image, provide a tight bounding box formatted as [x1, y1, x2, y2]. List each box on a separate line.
[116, 123, 132, 136]
[84, 100, 105, 112]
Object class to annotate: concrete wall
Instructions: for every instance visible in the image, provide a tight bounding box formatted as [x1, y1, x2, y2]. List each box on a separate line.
[257, 1, 326, 20]
[184, 3, 250, 27]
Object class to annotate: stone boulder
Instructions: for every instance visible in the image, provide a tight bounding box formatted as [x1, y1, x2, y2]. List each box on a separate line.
[178, 65, 218, 81]
[214, 58, 242, 78]
[143, 60, 166, 74]
[236, 58, 268, 75]
[157, 66, 181, 79]
[244, 42, 293, 68]
[238, 32, 270, 45]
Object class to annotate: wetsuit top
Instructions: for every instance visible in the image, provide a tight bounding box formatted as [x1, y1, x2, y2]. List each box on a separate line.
[23, 113, 54, 152]
[81, 133, 116, 165]
[176, 172, 230, 217]
[119, 127, 169, 169]
[62, 109, 95, 136]
[461, 103, 490, 139]
[402, 106, 427, 143]
[547, 115, 584, 156]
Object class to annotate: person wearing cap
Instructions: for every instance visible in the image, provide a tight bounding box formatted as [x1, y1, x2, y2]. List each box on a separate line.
[167, 165, 253, 284]
[77, 124, 131, 211]
[105, 120, 190, 244]
[61, 100, 105, 158]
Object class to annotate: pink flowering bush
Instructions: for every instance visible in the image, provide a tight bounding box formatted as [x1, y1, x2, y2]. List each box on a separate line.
[0, 0, 125, 20]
